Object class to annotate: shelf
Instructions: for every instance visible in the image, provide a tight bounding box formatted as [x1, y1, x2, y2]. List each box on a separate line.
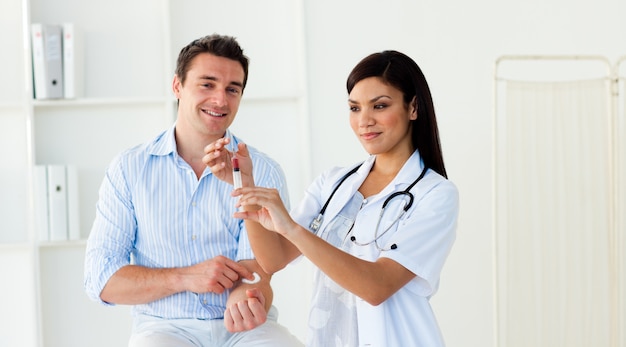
[0, 242, 34, 251]
[32, 96, 171, 108]
[0, 102, 26, 110]
[241, 93, 304, 104]
[38, 239, 87, 249]
[29, 94, 303, 108]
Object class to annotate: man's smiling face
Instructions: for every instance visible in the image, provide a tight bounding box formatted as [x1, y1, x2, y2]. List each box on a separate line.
[173, 52, 245, 143]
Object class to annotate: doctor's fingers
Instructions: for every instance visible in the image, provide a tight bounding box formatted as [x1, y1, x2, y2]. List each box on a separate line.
[235, 188, 289, 228]
[238, 190, 295, 233]
[238, 187, 285, 210]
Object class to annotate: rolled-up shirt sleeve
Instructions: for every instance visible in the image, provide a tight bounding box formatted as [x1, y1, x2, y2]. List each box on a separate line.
[84, 155, 136, 305]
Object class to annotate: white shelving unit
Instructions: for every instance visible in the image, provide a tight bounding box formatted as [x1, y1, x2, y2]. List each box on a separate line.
[0, 0, 310, 345]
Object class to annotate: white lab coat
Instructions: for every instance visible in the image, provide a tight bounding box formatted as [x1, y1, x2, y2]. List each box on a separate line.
[291, 152, 459, 346]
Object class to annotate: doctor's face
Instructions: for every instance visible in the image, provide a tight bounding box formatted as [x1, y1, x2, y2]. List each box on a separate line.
[348, 77, 416, 157]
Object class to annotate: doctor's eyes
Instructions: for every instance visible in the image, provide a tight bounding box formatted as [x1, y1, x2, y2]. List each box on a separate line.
[349, 104, 389, 112]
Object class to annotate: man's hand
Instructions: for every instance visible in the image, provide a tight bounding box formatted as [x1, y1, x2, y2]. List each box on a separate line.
[224, 288, 268, 332]
[203, 138, 255, 187]
[99, 255, 255, 305]
[185, 255, 254, 294]
[203, 137, 235, 184]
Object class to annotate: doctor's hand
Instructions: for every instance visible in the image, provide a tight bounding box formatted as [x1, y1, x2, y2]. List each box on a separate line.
[203, 138, 254, 186]
[233, 187, 297, 237]
[224, 288, 267, 332]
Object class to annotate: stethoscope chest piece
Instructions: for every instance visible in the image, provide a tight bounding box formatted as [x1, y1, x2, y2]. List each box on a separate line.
[310, 214, 323, 232]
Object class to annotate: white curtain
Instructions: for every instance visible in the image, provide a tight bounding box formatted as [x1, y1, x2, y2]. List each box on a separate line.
[495, 78, 618, 347]
[619, 70, 626, 347]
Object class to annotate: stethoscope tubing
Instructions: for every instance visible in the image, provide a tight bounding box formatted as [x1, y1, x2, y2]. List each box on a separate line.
[311, 163, 428, 250]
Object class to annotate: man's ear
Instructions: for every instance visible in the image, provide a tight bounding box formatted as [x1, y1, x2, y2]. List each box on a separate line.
[172, 74, 182, 98]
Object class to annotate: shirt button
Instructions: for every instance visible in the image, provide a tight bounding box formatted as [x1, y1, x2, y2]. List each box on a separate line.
[362, 198, 368, 205]
[191, 235, 197, 240]
[191, 202, 197, 207]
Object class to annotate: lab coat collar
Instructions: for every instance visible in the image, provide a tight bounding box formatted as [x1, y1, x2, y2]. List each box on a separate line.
[319, 151, 424, 229]
[362, 151, 426, 204]
[390, 150, 426, 187]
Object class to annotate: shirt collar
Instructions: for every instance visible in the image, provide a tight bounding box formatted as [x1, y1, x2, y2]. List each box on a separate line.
[146, 125, 239, 157]
[147, 124, 177, 157]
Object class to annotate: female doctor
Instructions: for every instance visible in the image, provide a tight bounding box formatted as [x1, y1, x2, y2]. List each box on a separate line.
[205, 50, 459, 346]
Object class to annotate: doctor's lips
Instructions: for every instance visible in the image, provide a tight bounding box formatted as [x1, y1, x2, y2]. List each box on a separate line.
[360, 132, 380, 140]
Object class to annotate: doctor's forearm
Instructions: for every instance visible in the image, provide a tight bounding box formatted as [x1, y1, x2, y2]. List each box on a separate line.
[285, 227, 411, 305]
[245, 219, 295, 274]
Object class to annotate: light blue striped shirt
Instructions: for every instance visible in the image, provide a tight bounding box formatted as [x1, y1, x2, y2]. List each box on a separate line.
[84, 125, 289, 319]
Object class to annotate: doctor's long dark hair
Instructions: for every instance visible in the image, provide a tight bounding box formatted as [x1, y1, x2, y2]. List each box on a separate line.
[346, 50, 448, 179]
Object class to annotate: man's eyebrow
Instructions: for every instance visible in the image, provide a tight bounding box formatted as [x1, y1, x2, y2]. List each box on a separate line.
[198, 75, 243, 89]
[199, 75, 217, 82]
[229, 81, 244, 89]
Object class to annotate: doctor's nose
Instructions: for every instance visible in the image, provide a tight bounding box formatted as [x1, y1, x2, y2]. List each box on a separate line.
[357, 111, 375, 128]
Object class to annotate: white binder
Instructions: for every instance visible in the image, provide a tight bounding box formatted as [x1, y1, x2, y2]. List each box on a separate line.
[62, 23, 83, 99]
[47, 165, 68, 241]
[31, 23, 64, 99]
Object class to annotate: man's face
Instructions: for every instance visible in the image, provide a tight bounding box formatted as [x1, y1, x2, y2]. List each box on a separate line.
[173, 53, 245, 142]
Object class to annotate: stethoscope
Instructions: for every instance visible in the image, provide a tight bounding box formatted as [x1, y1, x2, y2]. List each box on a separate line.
[309, 163, 428, 251]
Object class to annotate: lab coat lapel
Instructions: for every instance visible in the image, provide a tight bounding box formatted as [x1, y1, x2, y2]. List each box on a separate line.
[320, 156, 375, 225]
[394, 151, 424, 185]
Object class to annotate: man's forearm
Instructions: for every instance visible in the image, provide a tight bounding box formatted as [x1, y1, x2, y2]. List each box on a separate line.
[100, 265, 184, 305]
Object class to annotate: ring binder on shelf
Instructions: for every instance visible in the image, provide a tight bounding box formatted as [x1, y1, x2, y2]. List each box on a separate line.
[31, 23, 64, 99]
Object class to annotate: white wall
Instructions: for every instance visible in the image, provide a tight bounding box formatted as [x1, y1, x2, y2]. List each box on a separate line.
[299, 1, 626, 346]
[12, 0, 625, 345]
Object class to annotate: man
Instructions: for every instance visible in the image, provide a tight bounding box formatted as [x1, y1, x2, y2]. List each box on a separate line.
[84, 34, 302, 347]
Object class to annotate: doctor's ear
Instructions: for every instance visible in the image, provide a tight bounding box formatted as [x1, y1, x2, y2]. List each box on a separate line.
[409, 97, 418, 120]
